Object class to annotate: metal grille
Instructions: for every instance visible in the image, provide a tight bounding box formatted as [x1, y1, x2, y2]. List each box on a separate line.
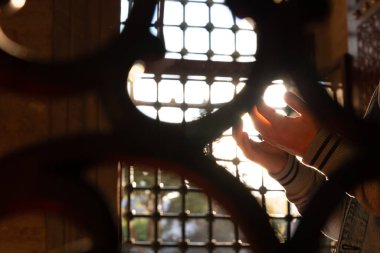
[120, 1, 343, 252]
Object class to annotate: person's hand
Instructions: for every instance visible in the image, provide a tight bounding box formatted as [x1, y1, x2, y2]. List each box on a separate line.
[232, 120, 289, 174]
[251, 91, 320, 157]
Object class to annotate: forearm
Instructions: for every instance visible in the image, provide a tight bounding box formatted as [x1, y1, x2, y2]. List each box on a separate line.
[302, 126, 380, 217]
[269, 154, 346, 240]
[269, 155, 326, 213]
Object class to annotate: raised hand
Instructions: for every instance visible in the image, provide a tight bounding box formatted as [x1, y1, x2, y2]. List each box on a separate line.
[251, 91, 320, 157]
[232, 119, 289, 174]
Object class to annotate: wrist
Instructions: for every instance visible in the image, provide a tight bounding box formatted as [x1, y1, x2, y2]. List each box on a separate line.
[302, 128, 341, 171]
[269, 153, 293, 177]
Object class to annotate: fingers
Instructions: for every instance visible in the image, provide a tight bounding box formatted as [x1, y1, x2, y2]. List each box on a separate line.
[251, 104, 284, 141]
[233, 120, 256, 154]
[232, 119, 243, 144]
[284, 91, 310, 118]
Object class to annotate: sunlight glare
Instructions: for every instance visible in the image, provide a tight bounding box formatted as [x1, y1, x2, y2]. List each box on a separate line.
[241, 113, 260, 136]
[159, 107, 183, 123]
[185, 2, 209, 26]
[185, 81, 209, 104]
[128, 62, 145, 83]
[158, 80, 184, 104]
[211, 4, 234, 28]
[263, 82, 287, 108]
[210, 82, 235, 104]
[10, 0, 25, 9]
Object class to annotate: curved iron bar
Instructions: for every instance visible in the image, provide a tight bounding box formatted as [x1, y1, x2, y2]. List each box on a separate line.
[0, 167, 119, 253]
[0, 0, 164, 97]
[0, 0, 373, 253]
[0, 133, 281, 253]
[0, 0, 282, 245]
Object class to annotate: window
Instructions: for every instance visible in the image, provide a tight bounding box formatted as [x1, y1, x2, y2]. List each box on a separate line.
[120, 1, 343, 252]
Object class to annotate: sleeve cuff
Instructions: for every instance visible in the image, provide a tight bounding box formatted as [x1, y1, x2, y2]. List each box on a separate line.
[302, 128, 342, 171]
[270, 155, 298, 186]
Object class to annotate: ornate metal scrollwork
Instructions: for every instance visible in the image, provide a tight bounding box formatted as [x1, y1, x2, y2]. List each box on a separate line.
[0, 1, 377, 253]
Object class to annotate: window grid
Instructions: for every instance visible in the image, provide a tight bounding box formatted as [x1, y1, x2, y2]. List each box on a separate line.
[120, 1, 343, 252]
[121, 0, 256, 62]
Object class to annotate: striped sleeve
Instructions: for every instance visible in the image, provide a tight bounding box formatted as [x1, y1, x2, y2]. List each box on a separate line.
[269, 155, 327, 213]
[269, 155, 345, 240]
[302, 128, 356, 176]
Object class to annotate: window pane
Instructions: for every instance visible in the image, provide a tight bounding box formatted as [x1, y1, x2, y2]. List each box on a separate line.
[186, 219, 208, 242]
[165, 52, 182, 59]
[131, 167, 155, 187]
[185, 28, 209, 53]
[131, 190, 155, 214]
[185, 108, 206, 122]
[185, 81, 209, 104]
[160, 170, 182, 187]
[263, 170, 284, 190]
[263, 83, 287, 108]
[213, 219, 235, 242]
[211, 55, 233, 62]
[185, 2, 209, 26]
[238, 162, 263, 189]
[210, 82, 234, 104]
[164, 1, 183, 25]
[137, 106, 157, 120]
[132, 79, 157, 102]
[237, 56, 256, 62]
[211, 4, 234, 28]
[158, 79, 184, 104]
[159, 219, 182, 242]
[159, 107, 183, 123]
[236, 30, 257, 55]
[236, 17, 254, 30]
[212, 136, 236, 160]
[160, 191, 181, 214]
[184, 53, 208, 61]
[265, 191, 288, 216]
[270, 219, 287, 242]
[164, 26, 183, 52]
[186, 192, 208, 214]
[212, 199, 230, 216]
[130, 218, 154, 242]
[211, 29, 235, 54]
[241, 113, 260, 136]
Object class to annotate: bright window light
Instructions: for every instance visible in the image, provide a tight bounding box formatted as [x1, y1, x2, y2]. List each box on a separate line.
[185, 2, 209, 26]
[163, 1, 183, 25]
[10, 0, 26, 9]
[185, 28, 209, 53]
[211, 4, 234, 28]
[263, 82, 288, 108]
[121, 1, 308, 249]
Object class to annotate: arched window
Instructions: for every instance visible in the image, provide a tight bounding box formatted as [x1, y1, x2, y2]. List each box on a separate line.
[120, 1, 341, 252]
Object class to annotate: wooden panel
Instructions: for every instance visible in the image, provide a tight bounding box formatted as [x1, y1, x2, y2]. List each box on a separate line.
[350, 1, 380, 114]
[47, 0, 120, 251]
[0, 213, 46, 253]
